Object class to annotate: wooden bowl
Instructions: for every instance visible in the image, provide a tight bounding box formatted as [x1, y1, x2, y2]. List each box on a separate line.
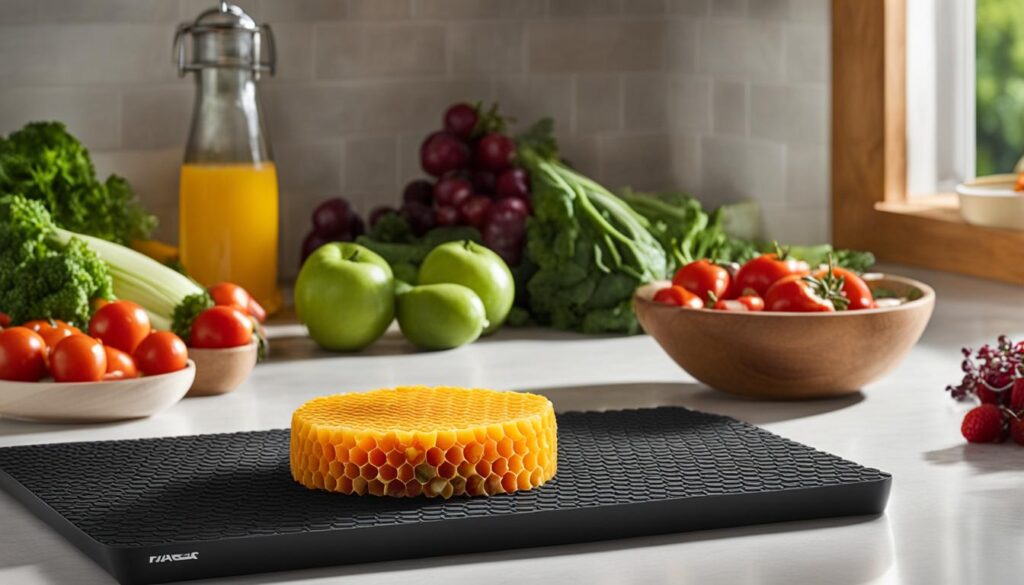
[0, 361, 196, 423]
[634, 275, 935, 399]
[186, 341, 258, 397]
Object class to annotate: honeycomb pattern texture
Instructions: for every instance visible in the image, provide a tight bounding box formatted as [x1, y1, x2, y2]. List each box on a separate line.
[290, 387, 557, 498]
[0, 407, 889, 548]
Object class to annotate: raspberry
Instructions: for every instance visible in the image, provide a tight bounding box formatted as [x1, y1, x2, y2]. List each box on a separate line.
[1011, 417, 1024, 446]
[961, 404, 1007, 443]
[1011, 379, 1024, 412]
[976, 382, 1010, 406]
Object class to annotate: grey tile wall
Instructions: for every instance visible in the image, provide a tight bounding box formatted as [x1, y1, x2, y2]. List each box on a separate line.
[0, 0, 831, 278]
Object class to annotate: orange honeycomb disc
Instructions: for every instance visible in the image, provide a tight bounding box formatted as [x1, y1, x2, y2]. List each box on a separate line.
[290, 386, 558, 498]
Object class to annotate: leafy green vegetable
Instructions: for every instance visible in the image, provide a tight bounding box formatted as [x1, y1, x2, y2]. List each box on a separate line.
[0, 122, 155, 245]
[171, 291, 215, 344]
[0, 195, 113, 327]
[357, 221, 482, 269]
[518, 124, 668, 334]
[367, 211, 415, 244]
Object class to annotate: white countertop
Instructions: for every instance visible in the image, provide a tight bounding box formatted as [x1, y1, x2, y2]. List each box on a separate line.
[1, 264, 1023, 585]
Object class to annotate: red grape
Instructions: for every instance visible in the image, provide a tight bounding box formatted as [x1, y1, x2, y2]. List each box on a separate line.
[470, 169, 496, 194]
[444, 103, 479, 140]
[301, 231, 332, 264]
[311, 198, 350, 237]
[403, 180, 434, 206]
[495, 168, 530, 200]
[434, 205, 461, 227]
[433, 177, 473, 208]
[459, 195, 493, 229]
[491, 196, 531, 217]
[482, 211, 526, 266]
[368, 205, 397, 227]
[349, 213, 365, 239]
[476, 133, 516, 172]
[401, 201, 435, 236]
[420, 131, 470, 177]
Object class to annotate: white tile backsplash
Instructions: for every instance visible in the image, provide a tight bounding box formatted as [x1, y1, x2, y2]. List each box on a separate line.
[0, 0, 832, 277]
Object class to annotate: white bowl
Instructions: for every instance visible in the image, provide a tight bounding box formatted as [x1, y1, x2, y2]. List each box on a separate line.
[0, 361, 196, 423]
[955, 174, 1024, 230]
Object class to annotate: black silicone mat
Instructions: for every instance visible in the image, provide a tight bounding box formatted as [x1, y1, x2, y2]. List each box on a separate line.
[0, 407, 890, 585]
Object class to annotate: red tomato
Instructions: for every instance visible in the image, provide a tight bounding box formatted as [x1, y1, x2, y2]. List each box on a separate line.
[39, 322, 81, 351]
[713, 295, 765, 312]
[764, 275, 835, 312]
[103, 346, 138, 380]
[0, 327, 47, 381]
[190, 306, 254, 349]
[23, 319, 58, 333]
[134, 331, 188, 376]
[652, 285, 704, 309]
[88, 300, 151, 354]
[813, 267, 874, 310]
[672, 260, 730, 302]
[0, 312, 10, 328]
[209, 282, 266, 323]
[733, 254, 810, 298]
[50, 335, 107, 382]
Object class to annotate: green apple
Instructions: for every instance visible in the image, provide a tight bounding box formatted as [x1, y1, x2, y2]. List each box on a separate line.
[396, 284, 487, 350]
[418, 241, 514, 334]
[295, 242, 394, 351]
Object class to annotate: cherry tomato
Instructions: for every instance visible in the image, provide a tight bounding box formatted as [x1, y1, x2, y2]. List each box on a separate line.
[209, 282, 266, 322]
[713, 295, 765, 312]
[39, 322, 81, 351]
[0, 312, 10, 328]
[652, 285, 704, 309]
[103, 346, 138, 380]
[133, 331, 188, 376]
[813, 267, 874, 310]
[672, 260, 730, 301]
[733, 253, 810, 298]
[23, 319, 55, 333]
[0, 327, 47, 381]
[190, 306, 254, 349]
[50, 335, 107, 383]
[764, 275, 835, 312]
[88, 301, 151, 354]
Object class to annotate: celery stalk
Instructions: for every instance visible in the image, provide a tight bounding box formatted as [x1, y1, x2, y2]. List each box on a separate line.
[53, 229, 203, 329]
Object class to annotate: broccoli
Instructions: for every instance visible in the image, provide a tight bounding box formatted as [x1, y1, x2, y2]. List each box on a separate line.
[0, 195, 113, 327]
[170, 291, 215, 344]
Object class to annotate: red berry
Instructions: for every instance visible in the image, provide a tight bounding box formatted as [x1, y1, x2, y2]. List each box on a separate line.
[1011, 378, 1024, 412]
[976, 381, 1010, 405]
[1011, 417, 1024, 446]
[961, 404, 1007, 443]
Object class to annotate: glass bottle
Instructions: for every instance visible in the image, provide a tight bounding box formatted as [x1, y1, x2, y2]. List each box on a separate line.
[173, 2, 281, 314]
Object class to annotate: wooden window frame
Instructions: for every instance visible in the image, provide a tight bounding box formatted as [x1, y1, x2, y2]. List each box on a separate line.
[832, 0, 1024, 284]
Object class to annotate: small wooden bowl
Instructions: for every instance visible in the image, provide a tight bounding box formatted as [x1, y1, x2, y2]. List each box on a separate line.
[186, 341, 258, 397]
[0, 361, 196, 423]
[634, 275, 935, 399]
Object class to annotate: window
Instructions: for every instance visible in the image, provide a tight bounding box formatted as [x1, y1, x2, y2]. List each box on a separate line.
[976, 0, 1024, 176]
[906, 0, 1024, 193]
[832, 0, 1024, 286]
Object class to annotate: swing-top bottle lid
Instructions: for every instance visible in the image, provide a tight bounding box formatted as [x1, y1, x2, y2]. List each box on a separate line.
[173, 1, 275, 78]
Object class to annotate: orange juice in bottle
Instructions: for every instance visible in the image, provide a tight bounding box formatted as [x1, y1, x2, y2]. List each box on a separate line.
[174, 3, 281, 313]
[179, 163, 280, 313]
